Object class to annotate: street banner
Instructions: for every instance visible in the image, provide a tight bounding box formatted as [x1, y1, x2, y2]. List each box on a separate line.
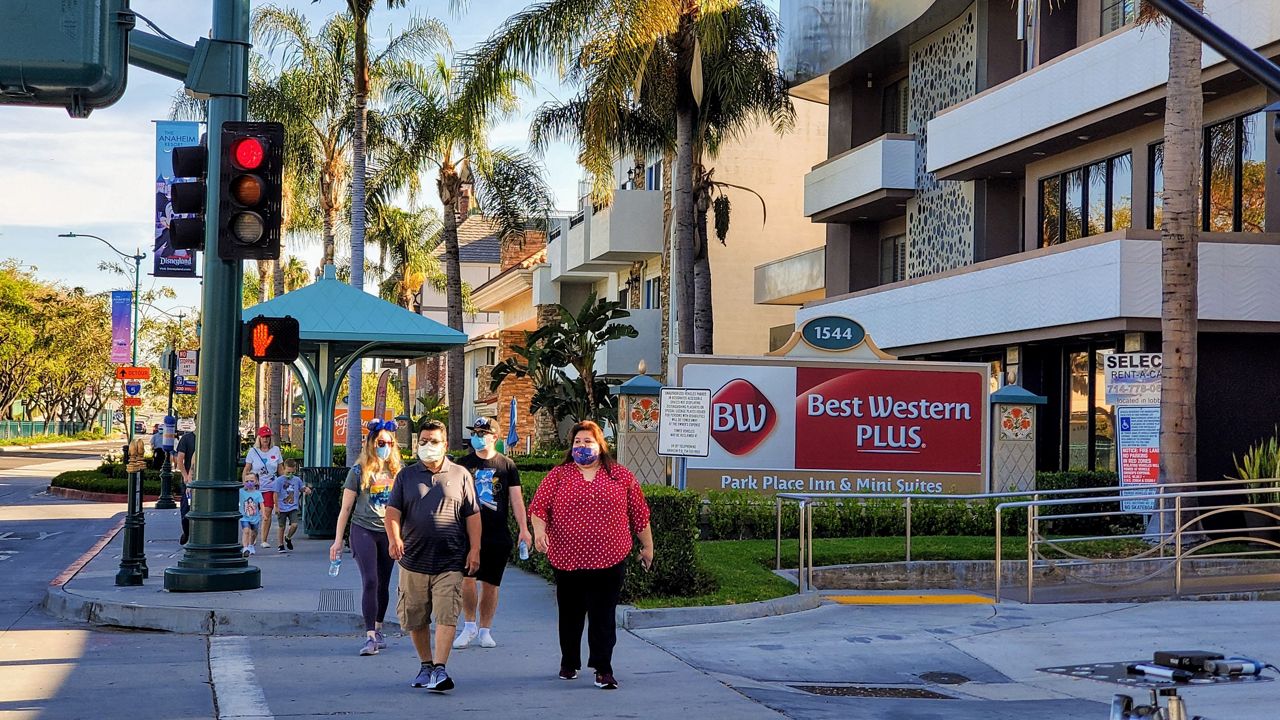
[1103, 353, 1162, 406]
[110, 290, 132, 363]
[153, 120, 201, 278]
[1117, 405, 1161, 513]
[678, 356, 990, 496]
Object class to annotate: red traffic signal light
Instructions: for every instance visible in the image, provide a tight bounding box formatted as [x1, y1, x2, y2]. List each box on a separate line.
[219, 121, 284, 261]
[242, 315, 300, 364]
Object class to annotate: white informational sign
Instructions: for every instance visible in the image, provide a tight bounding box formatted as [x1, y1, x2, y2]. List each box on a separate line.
[176, 349, 199, 377]
[1117, 405, 1161, 513]
[1103, 353, 1162, 406]
[658, 388, 711, 457]
[177, 417, 195, 432]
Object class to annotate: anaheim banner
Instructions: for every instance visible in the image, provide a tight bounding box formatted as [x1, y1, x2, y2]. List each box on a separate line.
[679, 357, 990, 496]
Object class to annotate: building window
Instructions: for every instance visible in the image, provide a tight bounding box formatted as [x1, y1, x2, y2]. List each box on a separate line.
[1061, 344, 1117, 472]
[643, 277, 662, 309]
[1149, 109, 1268, 233]
[881, 78, 909, 135]
[645, 160, 663, 191]
[879, 234, 907, 284]
[1038, 153, 1133, 247]
[1100, 0, 1137, 35]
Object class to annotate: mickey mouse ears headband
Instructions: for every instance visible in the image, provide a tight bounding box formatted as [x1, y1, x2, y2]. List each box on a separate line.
[366, 419, 398, 440]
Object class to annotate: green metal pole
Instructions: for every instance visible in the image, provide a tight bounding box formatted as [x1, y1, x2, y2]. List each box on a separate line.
[164, 0, 260, 592]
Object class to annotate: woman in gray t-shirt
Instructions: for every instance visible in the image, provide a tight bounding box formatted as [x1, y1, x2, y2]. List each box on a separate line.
[330, 420, 402, 656]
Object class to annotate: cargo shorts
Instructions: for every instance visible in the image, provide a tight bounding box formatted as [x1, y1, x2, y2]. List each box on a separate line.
[397, 567, 463, 631]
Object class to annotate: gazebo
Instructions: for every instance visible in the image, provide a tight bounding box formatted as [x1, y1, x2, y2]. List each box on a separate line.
[243, 264, 467, 470]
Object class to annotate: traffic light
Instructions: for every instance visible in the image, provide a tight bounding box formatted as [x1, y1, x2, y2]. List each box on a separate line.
[169, 140, 208, 250]
[219, 122, 285, 261]
[242, 315, 300, 364]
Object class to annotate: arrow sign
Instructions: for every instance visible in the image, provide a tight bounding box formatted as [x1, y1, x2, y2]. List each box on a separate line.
[116, 366, 152, 381]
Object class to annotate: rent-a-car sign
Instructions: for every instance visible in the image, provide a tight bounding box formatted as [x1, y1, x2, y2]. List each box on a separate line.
[679, 357, 989, 496]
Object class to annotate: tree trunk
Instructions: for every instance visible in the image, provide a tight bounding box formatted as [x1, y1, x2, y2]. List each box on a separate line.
[269, 259, 285, 439]
[693, 199, 714, 355]
[674, 19, 698, 356]
[1158, 2, 1203, 491]
[659, 150, 674, 377]
[346, 11, 370, 465]
[440, 167, 466, 448]
[321, 172, 337, 267]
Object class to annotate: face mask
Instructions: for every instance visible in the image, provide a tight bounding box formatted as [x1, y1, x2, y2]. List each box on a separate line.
[571, 446, 598, 466]
[243, 481, 256, 491]
[376, 445, 391, 460]
[418, 442, 445, 463]
[470, 435, 487, 451]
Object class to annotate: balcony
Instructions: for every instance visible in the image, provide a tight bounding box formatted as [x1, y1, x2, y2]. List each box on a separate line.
[564, 190, 662, 274]
[597, 308, 663, 378]
[926, 0, 1280, 177]
[804, 134, 915, 222]
[796, 231, 1280, 353]
[755, 246, 825, 305]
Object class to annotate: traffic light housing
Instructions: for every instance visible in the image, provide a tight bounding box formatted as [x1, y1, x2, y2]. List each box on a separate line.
[242, 315, 300, 364]
[169, 141, 208, 250]
[219, 122, 285, 261]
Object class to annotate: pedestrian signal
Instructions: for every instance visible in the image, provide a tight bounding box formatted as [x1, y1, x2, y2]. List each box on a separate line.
[218, 122, 285, 261]
[241, 315, 299, 364]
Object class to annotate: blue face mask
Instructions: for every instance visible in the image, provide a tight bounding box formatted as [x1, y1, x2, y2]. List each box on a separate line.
[571, 446, 598, 466]
[470, 434, 487, 451]
[376, 445, 391, 460]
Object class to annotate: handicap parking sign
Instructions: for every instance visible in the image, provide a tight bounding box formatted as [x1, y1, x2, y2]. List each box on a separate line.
[1120, 417, 1131, 432]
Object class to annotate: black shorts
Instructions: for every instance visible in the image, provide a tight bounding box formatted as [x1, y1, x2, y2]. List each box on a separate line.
[473, 542, 511, 586]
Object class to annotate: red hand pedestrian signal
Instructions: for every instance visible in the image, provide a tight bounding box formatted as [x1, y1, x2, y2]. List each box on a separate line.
[252, 322, 273, 357]
[242, 315, 299, 363]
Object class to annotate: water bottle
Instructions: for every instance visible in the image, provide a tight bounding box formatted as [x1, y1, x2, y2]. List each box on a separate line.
[518, 540, 529, 561]
[328, 557, 341, 577]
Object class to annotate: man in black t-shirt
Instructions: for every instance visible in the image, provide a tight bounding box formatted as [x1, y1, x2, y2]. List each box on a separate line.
[174, 429, 196, 545]
[452, 417, 531, 650]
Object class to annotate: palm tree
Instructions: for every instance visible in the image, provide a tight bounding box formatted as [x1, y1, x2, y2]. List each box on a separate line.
[525, 0, 792, 353]
[1150, 1, 1203, 489]
[383, 58, 555, 446]
[464, 0, 788, 355]
[368, 203, 446, 311]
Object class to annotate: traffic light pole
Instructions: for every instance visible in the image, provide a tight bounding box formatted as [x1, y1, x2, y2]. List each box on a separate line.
[163, 0, 259, 592]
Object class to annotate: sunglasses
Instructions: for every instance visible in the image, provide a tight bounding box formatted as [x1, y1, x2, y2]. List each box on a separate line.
[376, 440, 394, 448]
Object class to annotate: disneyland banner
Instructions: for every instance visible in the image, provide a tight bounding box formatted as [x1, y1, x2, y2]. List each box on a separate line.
[110, 290, 132, 363]
[153, 120, 201, 278]
[679, 357, 990, 496]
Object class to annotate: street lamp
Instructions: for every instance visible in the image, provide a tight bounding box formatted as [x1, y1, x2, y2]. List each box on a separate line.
[60, 231, 148, 586]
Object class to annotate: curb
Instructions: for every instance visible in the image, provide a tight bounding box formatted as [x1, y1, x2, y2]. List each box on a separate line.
[46, 485, 160, 504]
[617, 592, 823, 630]
[0, 439, 117, 453]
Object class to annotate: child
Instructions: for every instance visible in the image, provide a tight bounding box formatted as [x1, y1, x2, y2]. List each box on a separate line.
[240, 477, 265, 557]
[274, 459, 310, 552]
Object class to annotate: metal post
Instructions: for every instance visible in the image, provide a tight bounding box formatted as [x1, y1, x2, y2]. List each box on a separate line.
[164, 0, 260, 592]
[1174, 496, 1184, 596]
[995, 507, 1003, 603]
[807, 502, 814, 592]
[114, 465, 144, 586]
[1026, 504, 1036, 603]
[155, 349, 178, 509]
[775, 496, 782, 571]
[905, 496, 913, 563]
[796, 500, 806, 593]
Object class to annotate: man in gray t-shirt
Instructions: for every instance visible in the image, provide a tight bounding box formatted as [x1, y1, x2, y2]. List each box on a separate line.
[386, 420, 479, 693]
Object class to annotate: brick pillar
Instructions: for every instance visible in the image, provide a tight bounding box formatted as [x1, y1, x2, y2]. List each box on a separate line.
[534, 304, 562, 448]
[500, 230, 548, 272]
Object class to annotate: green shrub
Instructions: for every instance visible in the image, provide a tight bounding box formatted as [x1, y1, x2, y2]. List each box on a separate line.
[509, 471, 713, 602]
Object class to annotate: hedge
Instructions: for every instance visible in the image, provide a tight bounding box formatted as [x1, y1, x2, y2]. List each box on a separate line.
[53, 469, 166, 495]
[508, 471, 714, 602]
[700, 471, 1140, 541]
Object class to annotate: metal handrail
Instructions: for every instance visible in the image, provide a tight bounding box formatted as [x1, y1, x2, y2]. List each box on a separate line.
[995, 484, 1280, 602]
[769, 477, 1280, 596]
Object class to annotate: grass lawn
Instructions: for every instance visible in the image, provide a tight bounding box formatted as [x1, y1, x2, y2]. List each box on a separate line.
[631, 536, 1155, 609]
[0, 433, 106, 447]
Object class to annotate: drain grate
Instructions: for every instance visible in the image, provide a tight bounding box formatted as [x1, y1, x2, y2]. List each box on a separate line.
[918, 671, 970, 685]
[317, 589, 356, 612]
[791, 685, 954, 699]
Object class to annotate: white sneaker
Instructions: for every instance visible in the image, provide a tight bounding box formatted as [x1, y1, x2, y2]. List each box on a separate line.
[247, 544, 257, 555]
[478, 630, 496, 648]
[452, 626, 477, 649]
[260, 541, 270, 548]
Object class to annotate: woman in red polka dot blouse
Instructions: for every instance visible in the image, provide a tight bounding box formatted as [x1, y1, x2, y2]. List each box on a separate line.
[529, 420, 654, 691]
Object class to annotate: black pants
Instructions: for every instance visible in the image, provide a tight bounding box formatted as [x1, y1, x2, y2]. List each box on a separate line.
[179, 483, 190, 541]
[554, 562, 625, 675]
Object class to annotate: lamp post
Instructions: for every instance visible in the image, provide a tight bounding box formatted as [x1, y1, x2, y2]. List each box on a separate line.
[60, 231, 148, 586]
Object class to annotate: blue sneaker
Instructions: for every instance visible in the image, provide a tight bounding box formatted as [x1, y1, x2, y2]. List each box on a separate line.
[359, 637, 378, 656]
[411, 663, 434, 688]
[374, 630, 387, 649]
[428, 665, 454, 692]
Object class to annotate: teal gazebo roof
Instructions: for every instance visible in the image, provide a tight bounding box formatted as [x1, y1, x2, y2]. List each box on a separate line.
[242, 265, 467, 358]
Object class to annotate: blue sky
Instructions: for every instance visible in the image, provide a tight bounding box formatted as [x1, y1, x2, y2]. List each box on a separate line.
[0, 0, 581, 314]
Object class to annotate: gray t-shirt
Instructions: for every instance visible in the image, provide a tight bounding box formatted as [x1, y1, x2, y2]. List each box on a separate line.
[343, 465, 396, 533]
[387, 459, 478, 575]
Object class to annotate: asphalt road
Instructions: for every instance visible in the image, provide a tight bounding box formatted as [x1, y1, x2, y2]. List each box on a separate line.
[0, 444, 213, 720]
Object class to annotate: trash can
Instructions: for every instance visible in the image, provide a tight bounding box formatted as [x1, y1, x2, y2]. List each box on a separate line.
[302, 466, 349, 538]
